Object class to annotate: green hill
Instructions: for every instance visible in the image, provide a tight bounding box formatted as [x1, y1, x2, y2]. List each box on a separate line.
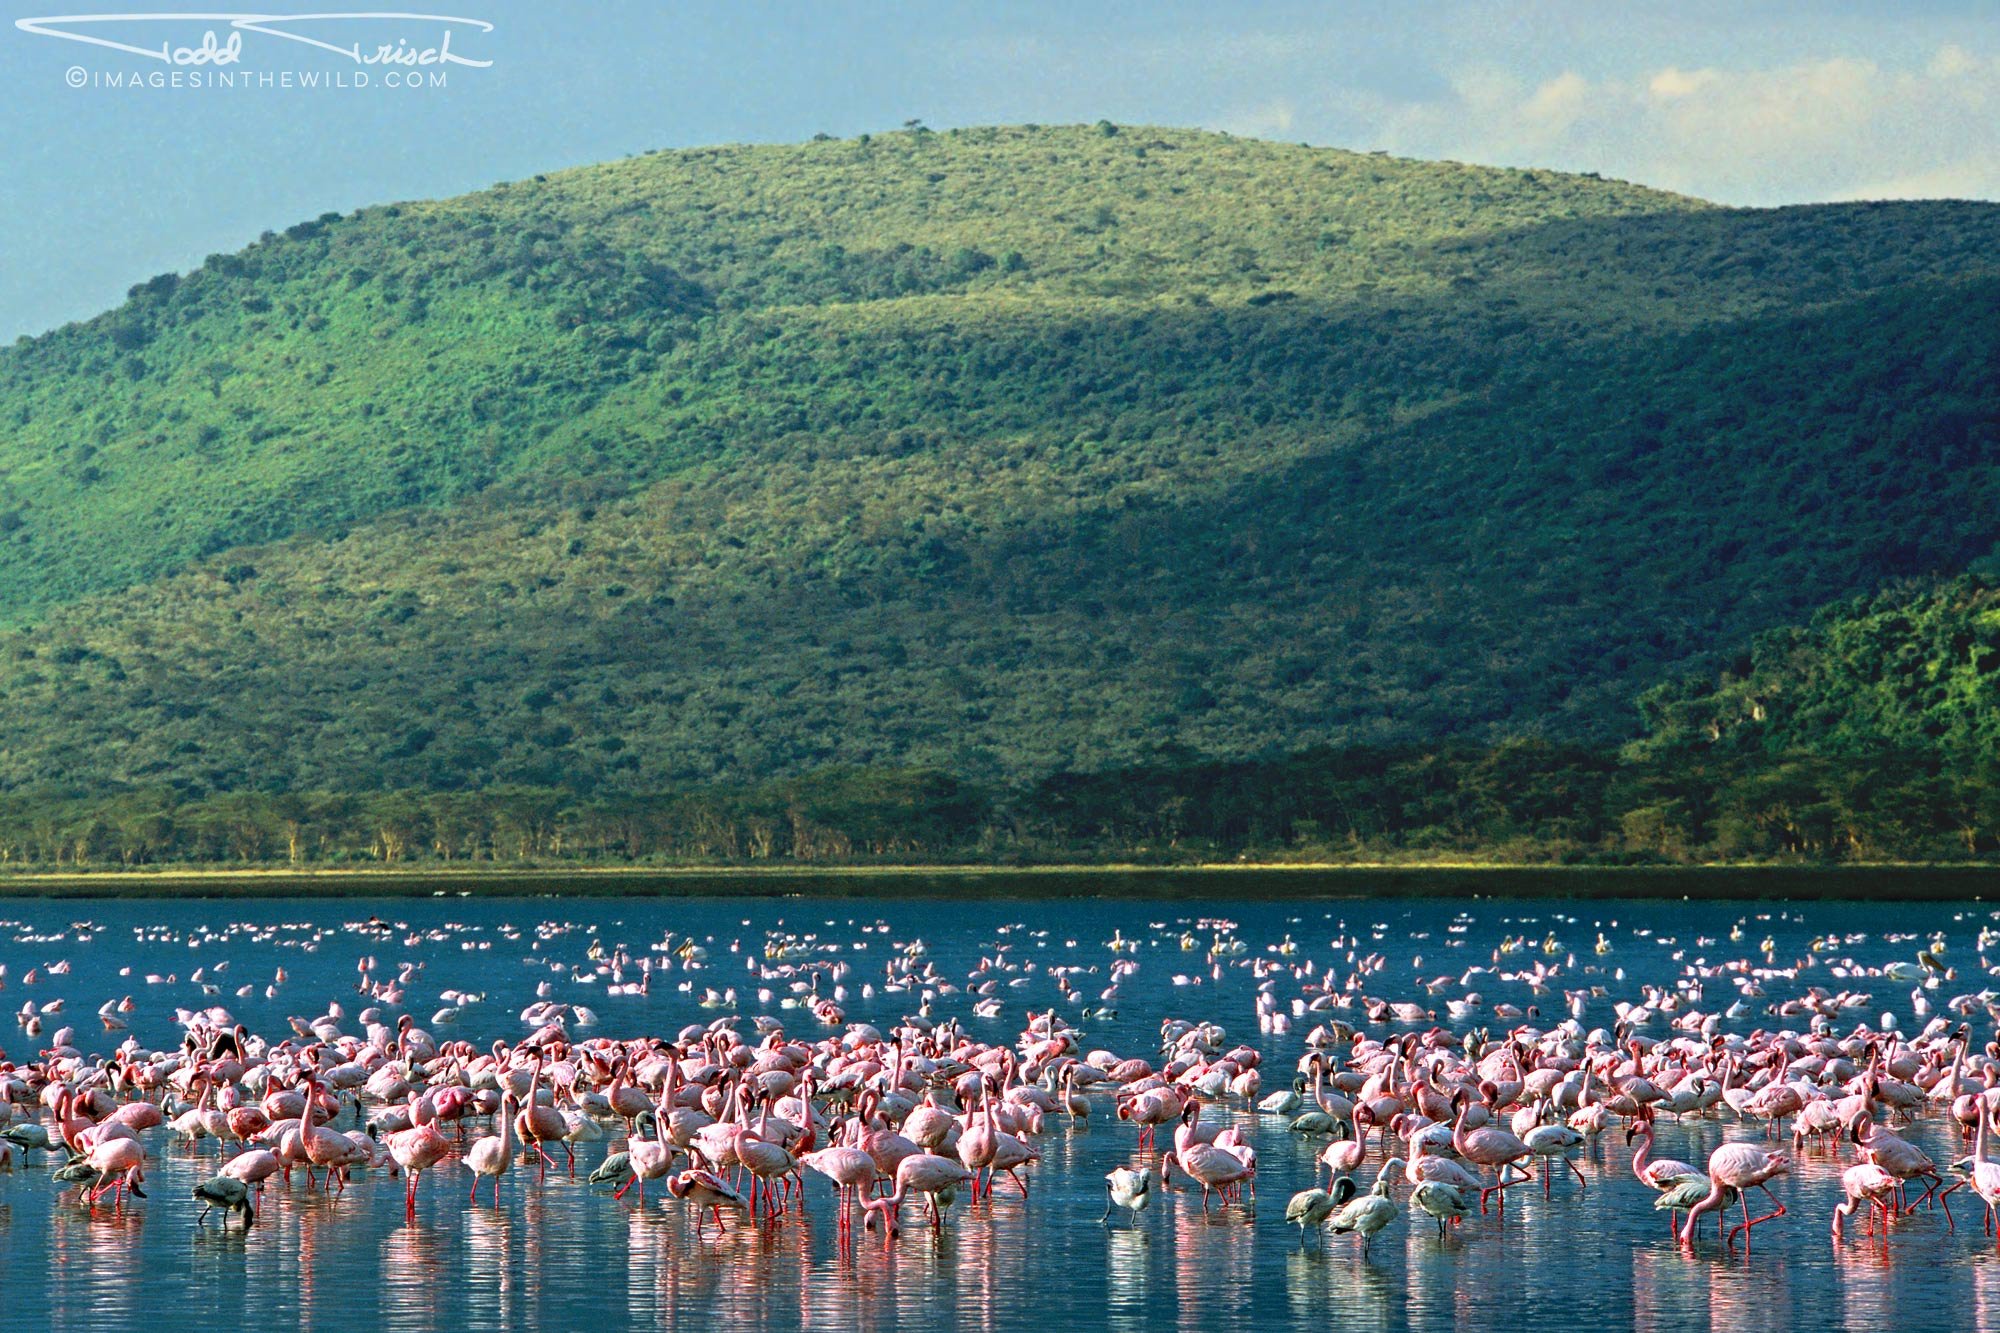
[1636, 575, 2000, 759]
[2, 123, 1999, 797]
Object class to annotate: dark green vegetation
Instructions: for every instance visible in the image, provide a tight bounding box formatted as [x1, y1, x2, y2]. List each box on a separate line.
[1639, 576, 2000, 759]
[1, 720, 1998, 866]
[1, 124, 1998, 866]
[10, 865, 2000, 903]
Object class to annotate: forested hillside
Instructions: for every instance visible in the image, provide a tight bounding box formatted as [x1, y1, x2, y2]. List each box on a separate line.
[1, 124, 1997, 805]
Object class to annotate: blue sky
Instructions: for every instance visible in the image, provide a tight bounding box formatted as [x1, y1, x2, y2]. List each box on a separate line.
[3, 1, 1997, 341]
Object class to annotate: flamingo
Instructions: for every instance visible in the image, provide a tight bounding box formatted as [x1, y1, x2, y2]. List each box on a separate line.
[732, 1098, 801, 1218]
[465, 1090, 518, 1206]
[515, 1057, 571, 1176]
[860, 1152, 974, 1234]
[1832, 1163, 1900, 1240]
[219, 1148, 282, 1198]
[385, 1118, 454, 1220]
[1317, 1104, 1373, 1188]
[1680, 1142, 1790, 1249]
[299, 1076, 364, 1192]
[666, 1168, 749, 1237]
[1165, 1140, 1254, 1213]
[1451, 1089, 1535, 1213]
[801, 1136, 881, 1235]
[1943, 1103, 2000, 1235]
[1852, 1115, 1945, 1215]
[82, 1135, 146, 1205]
[618, 1102, 681, 1205]
[1522, 1119, 1587, 1195]
[1118, 1087, 1182, 1154]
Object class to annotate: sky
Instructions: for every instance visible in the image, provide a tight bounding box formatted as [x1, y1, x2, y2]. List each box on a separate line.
[2, 0, 1997, 341]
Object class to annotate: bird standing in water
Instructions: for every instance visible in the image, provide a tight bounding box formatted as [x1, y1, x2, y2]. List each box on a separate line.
[1287, 1176, 1356, 1246]
[1330, 1158, 1405, 1256]
[192, 1175, 256, 1226]
[1103, 1166, 1151, 1222]
[1681, 1143, 1790, 1249]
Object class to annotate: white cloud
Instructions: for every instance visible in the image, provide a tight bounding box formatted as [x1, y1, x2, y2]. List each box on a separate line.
[1220, 99, 1297, 138]
[1350, 46, 2000, 204]
[1521, 71, 1591, 132]
[1929, 44, 1978, 80]
[1646, 67, 1716, 100]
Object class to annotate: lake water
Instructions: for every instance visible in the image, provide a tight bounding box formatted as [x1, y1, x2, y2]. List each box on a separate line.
[2, 890, 1997, 1332]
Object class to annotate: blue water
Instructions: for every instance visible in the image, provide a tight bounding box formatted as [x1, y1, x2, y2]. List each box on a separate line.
[1, 892, 1996, 1332]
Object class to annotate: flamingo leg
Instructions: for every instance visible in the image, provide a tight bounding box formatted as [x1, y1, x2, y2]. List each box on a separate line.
[1727, 1184, 1788, 1251]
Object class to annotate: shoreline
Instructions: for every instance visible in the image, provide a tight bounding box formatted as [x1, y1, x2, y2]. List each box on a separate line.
[0, 862, 1996, 900]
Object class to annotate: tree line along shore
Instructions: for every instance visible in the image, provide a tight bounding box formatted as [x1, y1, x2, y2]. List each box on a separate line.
[2, 739, 1996, 872]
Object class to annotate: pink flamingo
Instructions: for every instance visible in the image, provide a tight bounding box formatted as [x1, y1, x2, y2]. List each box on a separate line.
[1318, 1104, 1373, 1188]
[1451, 1089, 1535, 1213]
[860, 1152, 974, 1235]
[1832, 1163, 1899, 1240]
[1942, 1102, 2000, 1236]
[84, 1135, 146, 1205]
[385, 1117, 454, 1220]
[1852, 1116, 1945, 1215]
[607, 1058, 652, 1132]
[220, 1148, 282, 1202]
[1680, 1142, 1789, 1249]
[732, 1096, 800, 1218]
[1626, 1115, 1699, 1188]
[958, 1077, 1036, 1200]
[957, 1082, 998, 1195]
[298, 1076, 361, 1191]
[515, 1056, 571, 1176]
[1117, 1087, 1182, 1155]
[465, 1090, 518, 1206]
[986, 1116, 1039, 1198]
[800, 1134, 880, 1236]
[851, 1088, 921, 1182]
[666, 1167, 749, 1237]
[900, 1090, 956, 1150]
[226, 1104, 271, 1148]
[1171, 1099, 1223, 1159]
[1164, 1141, 1254, 1213]
[617, 1091, 679, 1204]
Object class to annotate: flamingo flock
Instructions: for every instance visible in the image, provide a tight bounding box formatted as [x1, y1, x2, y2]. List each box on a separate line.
[1, 899, 1999, 1290]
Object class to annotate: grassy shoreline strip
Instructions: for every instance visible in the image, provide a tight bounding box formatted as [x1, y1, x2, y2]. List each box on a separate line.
[0, 863, 1995, 900]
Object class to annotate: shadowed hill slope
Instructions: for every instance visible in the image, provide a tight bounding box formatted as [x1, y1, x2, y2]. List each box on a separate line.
[1, 125, 1997, 792]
